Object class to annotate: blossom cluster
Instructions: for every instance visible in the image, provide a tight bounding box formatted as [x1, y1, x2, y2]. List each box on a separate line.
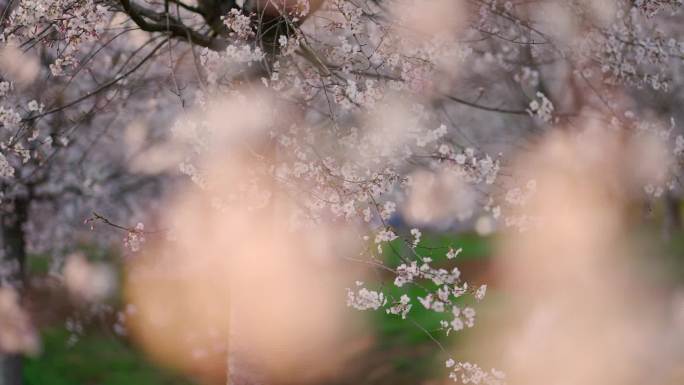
[446, 360, 506, 385]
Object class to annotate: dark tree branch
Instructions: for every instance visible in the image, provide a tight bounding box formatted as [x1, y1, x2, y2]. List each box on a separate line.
[119, 0, 227, 50]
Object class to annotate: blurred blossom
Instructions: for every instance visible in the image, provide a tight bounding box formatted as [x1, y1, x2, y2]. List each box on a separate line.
[384, 0, 470, 93]
[356, 98, 427, 167]
[391, 0, 466, 39]
[626, 125, 672, 191]
[63, 252, 116, 303]
[123, 121, 184, 175]
[474, 215, 495, 236]
[473, 126, 684, 385]
[532, 1, 615, 44]
[404, 169, 476, 228]
[532, 3, 578, 44]
[124, 93, 367, 385]
[0, 287, 39, 355]
[0, 45, 40, 87]
[578, 0, 616, 26]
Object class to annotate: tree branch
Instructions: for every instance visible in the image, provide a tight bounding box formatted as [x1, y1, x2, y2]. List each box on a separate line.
[119, 0, 227, 50]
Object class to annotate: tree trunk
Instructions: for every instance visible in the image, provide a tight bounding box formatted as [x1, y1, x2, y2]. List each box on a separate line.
[0, 357, 22, 385]
[663, 191, 681, 241]
[0, 197, 29, 385]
